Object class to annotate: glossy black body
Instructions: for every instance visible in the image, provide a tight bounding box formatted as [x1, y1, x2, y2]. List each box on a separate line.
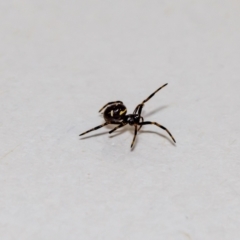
[103, 103, 140, 126]
[123, 114, 140, 125]
[80, 83, 176, 148]
[104, 103, 127, 124]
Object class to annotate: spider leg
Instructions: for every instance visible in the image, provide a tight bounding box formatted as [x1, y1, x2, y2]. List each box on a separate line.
[131, 125, 138, 148]
[79, 122, 109, 136]
[133, 83, 168, 116]
[99, 101, 123, 113]
[139, 121, 176, 143]
[109, 123, 126, 134]
[133, 104, 141, 114]
[138, 117, 144, 131]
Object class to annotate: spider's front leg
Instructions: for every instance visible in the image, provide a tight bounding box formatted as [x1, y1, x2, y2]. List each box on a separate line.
[139, 121, 176, 143]
[133, 104, 142, 115]
[131, 125, 138, 148]
[133, 83, 168, 116]
[138, 117, 144, 131]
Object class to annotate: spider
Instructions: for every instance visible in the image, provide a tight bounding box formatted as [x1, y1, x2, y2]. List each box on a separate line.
[79, 83, 176, 148]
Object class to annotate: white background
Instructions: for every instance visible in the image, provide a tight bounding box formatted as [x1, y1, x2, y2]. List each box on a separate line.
[0, 0, 240, 239]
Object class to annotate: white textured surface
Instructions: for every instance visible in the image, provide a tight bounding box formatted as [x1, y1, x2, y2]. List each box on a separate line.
[0, 0, 240, 239]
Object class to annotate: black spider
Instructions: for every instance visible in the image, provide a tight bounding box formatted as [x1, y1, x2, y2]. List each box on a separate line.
[79, 83, 176, 148]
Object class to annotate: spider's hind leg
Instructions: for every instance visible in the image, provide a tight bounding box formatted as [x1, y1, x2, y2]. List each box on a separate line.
[109, 123, 126, 134]
[79, 122, 109, 136]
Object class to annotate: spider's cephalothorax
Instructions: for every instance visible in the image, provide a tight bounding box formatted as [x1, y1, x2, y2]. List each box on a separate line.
[80, 83, 176, 148]
[123, 114, 140, 125]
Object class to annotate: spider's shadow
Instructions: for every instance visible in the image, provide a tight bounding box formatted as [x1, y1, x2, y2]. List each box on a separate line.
[141, 105, 168, 118]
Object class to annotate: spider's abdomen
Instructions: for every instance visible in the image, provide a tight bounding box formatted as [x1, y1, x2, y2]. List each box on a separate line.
[104, 103, 127, 123]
